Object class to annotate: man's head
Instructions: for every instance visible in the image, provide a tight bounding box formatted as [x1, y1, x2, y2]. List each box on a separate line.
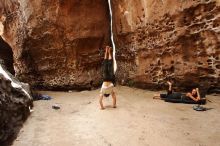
[192, 88, 197, 96]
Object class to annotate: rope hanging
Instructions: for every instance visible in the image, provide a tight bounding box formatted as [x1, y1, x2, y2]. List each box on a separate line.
[107, 0, 117, 74]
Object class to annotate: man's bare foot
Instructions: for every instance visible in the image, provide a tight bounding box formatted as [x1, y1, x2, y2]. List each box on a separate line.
[113, 105, 117, 108]
[100, 107, 105, 110]
[153, 96, 161, 99]
[153, 94, 160, 98]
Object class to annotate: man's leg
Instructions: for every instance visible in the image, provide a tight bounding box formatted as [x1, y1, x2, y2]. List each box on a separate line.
[107, 47, 115, 81]
[99, 94, 105, 110]
[167, 81, 173, 94]
[153, 81, 172, 99]
[103, 47, 110, 80]
[105, 46, 108, 59]
[111, 91, 117, 108]
[108, 47, 112, 60]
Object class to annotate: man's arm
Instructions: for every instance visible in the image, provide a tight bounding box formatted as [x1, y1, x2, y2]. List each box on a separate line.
[196, 88, 201, 100]
[186, 93, 199, 101]
[167, 81, 172, 94]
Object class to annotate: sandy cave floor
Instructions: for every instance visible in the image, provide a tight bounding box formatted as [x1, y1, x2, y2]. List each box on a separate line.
[12, 86, 220, 146]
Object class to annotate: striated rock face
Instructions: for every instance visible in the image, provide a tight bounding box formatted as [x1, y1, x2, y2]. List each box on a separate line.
[0, 72, 32, 145]
[0, 0, 111, 90]
[112, 0, 220, 92]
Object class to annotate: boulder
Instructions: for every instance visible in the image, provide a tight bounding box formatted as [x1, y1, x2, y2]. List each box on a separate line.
[0, 70, 32, 145]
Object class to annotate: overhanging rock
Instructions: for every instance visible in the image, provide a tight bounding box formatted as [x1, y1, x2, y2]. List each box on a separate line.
[0, 64, 32, 145]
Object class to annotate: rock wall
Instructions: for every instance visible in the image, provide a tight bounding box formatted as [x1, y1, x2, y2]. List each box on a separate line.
[0, 37, 15, 75]
[0, 73, 32, 145]
[0, 0, 219, 92]
[112, 0, 220, 92]
[0, 0, 111, 90]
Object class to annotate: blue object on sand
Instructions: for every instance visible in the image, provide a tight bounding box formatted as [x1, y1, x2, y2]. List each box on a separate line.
[41, 95, 52, 100]
[33, 94, 52, 100]
[193, 105, 207, 111]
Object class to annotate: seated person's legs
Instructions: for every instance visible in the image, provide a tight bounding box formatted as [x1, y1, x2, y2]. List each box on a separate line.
[153, 81, 173, 100]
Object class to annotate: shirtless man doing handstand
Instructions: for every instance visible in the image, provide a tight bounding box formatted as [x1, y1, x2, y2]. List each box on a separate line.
[99, 46, 117, 110]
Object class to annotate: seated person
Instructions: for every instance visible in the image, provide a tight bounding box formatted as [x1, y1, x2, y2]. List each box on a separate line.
[153, 81, 206, 104]
[99, 46, 117, 110]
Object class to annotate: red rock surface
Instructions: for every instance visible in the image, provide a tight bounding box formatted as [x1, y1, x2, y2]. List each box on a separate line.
[112, 0, 220, 92]
[0, 0, 111, 90]
[0, 0, 219, 92]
